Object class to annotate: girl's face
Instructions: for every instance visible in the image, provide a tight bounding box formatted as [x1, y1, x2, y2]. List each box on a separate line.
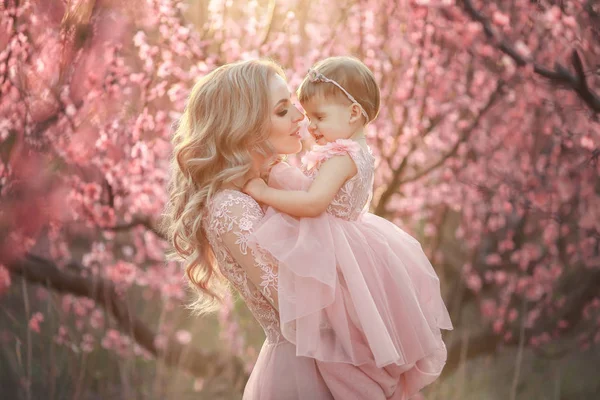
[302, 96, 354, 145]
[267, 75, 304, 155]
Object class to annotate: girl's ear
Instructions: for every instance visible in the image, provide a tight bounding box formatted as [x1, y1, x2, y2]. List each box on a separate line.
[348, 103, 364, 124]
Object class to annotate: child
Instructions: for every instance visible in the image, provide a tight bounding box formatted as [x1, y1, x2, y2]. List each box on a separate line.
[244, 56, 453, 397]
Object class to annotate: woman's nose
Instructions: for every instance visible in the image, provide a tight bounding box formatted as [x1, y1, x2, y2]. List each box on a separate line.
[292, 107, 304, 123]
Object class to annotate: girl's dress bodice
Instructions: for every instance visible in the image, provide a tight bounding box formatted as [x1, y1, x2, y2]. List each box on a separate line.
[302, 140, 375, 221]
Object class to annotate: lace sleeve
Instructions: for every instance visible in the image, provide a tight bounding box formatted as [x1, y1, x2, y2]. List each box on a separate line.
[210, 191, 280, 309]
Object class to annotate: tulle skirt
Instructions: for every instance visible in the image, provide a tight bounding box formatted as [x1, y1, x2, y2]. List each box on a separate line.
[244, 339, 438, 400]
[249, 162, 453, 398]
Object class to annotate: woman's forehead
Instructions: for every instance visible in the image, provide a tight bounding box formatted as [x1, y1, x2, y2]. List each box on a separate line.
[270, 75, 291, 101]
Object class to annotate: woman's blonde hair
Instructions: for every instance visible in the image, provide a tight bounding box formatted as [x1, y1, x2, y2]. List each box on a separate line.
[297, 56, 380, 123]
[162, 59, 285, 314]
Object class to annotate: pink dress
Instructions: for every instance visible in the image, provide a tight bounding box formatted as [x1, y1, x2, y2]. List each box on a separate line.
[250, 139, 454, 396]
[204, 190, 414, 399]
[202, 139, 452, 399]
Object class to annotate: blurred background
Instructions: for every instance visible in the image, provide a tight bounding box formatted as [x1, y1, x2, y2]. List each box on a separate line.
[1, 0, 599, 399]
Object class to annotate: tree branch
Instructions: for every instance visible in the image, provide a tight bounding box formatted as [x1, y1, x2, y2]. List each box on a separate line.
[7, 253, 249, 391]
[460, 0, 600, 113]
[108, 217, 165, 240]
[374, 79, 504, 217]
[400, 79, 505, 185]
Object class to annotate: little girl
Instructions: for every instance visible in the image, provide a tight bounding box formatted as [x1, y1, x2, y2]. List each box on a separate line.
[244, 56, 453, 397]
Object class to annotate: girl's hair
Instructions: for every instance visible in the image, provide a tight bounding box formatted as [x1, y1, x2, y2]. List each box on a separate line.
[297, 56, 380, 123]
[162, 59, 286, 314]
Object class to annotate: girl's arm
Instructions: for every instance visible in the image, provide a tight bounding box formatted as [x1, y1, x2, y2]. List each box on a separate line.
[245, 154, 357, 218]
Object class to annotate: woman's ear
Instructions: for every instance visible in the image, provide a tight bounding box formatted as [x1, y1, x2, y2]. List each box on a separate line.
[348, 103, 364, 124]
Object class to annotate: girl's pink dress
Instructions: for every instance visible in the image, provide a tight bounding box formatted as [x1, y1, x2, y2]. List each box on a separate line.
[205, 190, 421, 399]
[249, 139, 453, 397]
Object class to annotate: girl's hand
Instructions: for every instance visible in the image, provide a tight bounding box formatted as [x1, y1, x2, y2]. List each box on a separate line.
[243, 178, 268, 200]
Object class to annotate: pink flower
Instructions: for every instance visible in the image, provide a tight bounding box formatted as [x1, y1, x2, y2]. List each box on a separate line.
[485, 253, 502, 266]
[466, 274, 482, 292]
[0, 265, 11, 296]
[154, 334, 168, 350]
[105, 261, 136, 285]
[176, 329, 192, 345]
[493, 319, 504, 333]
[492, 12, 510, 27]
[507, 308, 518, 322]
[193, 378, 205, 392]
[28, 312, 44, 333]
[494, 270, 507, 285]
[514, 41, 531, 59]
[480, 299, 497, 318]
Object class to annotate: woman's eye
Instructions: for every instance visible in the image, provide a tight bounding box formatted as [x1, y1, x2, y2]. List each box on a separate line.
[277, 109, 288, 117]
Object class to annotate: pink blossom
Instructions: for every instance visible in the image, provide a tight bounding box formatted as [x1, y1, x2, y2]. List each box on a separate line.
[154, 334, 167, 351]
[193, 378, 205, 392]
[557, 320, 568, 329]
[485, 253, 502, 266]
[480, 299, 497, 318]
[176, 329, 192, 345]
[28, 312, 44, 333]
[466, 274, 482, 292]
[494, 271, 507, 285]
[493, 319, 504, 333]
[514, 41, 532, 58]
[0, 265, 11, 296]
[105, 261, 136, 285]
[81, 334, 95, 353]
[492, 12, 510, 27]
[507, 308, 518, 322]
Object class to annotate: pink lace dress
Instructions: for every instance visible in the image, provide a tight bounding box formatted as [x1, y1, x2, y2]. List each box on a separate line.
[204, 190, 411, 399]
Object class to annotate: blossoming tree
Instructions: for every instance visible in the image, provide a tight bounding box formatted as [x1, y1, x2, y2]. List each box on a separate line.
[1, 0, 598, 395]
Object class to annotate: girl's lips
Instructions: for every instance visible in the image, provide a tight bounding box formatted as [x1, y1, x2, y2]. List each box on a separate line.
[290, 126, 301, 137]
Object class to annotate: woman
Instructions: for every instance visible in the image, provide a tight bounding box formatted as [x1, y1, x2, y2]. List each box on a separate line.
[164, 59, 418, 399]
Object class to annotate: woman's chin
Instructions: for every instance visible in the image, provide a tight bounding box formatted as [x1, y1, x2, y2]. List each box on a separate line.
[284, 139, 303, 155]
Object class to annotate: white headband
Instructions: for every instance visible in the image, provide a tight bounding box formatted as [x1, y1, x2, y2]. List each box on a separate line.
[307, 68, 369, 123]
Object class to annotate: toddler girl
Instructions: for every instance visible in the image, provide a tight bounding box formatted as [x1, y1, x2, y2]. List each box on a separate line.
[244, 56, 453, 398]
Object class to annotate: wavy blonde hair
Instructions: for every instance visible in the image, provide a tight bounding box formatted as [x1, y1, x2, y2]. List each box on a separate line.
[162, 59, 286, 314]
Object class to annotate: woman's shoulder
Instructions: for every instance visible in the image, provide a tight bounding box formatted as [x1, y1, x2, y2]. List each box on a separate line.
[205, 189, 264, 232]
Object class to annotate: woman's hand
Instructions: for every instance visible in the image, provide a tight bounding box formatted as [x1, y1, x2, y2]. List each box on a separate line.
[243, 177, 268, 200]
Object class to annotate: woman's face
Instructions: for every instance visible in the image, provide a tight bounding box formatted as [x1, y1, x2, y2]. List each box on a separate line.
[267, 74, 304, 155]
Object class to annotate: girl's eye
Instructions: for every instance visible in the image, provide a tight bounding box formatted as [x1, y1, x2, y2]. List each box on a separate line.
[277, 109, 288, 117]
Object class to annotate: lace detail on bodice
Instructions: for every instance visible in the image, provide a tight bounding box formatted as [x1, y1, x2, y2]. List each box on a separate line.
[305, 140, 375, 221]
[203, 190, 283, 343]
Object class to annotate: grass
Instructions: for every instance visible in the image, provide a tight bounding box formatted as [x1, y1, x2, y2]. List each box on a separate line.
[1, 276, 598, 400]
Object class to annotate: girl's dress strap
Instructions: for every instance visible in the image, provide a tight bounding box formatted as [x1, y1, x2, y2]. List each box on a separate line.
[301, 139, 362, 171]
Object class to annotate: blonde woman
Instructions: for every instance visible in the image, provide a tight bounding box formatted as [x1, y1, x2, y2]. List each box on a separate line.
[165, 59, 423, 399]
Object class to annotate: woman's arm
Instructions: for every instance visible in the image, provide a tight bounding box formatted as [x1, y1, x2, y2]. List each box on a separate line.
[213, 194, 280, 310]
[245, 155, 357, 218]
